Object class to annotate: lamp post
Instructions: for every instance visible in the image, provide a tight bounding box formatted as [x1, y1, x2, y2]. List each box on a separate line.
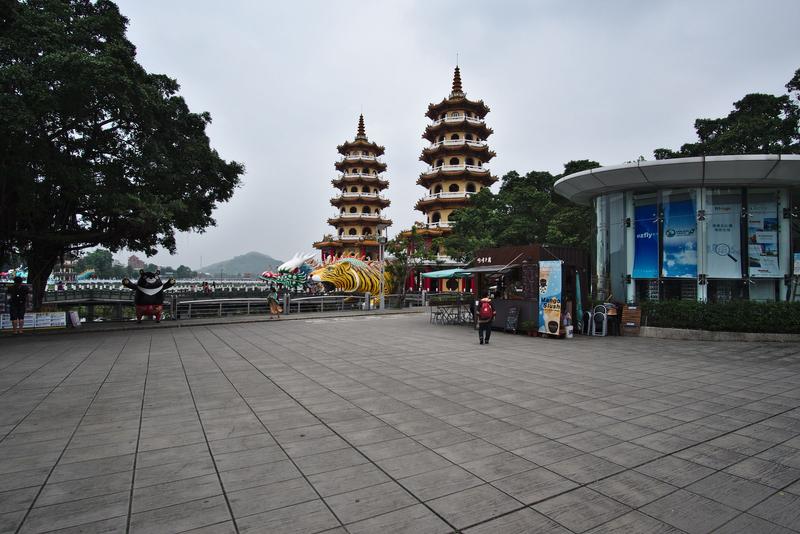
[376, 224, 388, 310]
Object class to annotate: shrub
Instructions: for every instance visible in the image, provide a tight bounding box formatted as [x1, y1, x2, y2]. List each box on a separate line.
[640, 300, 800, 334]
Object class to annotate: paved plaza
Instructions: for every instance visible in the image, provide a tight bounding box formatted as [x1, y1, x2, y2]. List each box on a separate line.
[1, 313, 800, 533]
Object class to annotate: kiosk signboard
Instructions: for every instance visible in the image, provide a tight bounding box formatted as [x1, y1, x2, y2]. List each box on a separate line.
[538, 260, 562, 335]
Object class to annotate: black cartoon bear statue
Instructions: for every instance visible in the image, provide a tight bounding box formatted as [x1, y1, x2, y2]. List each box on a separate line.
[122, 269, 176, 323]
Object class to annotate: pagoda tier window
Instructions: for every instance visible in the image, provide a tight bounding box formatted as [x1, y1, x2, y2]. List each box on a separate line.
[449, 157, 459, 165]
[338, 229, 344, 235]
[436, 159, 444, 167]
[363, 229, 371, 235]
[465, 133, 474, 141]
[362, 206, 371, 214]
[466, 157, 475, 166]
[373, 188, 378, 193]
[449, 184, 460, 192]
[431, 212, 441, 223]
[450, 134, 460, 140]
[340, 208, 345, 214]
[449, 112, 459, 118]
[466, 183, 476, 192]
[349, 207, 357, 213]
[362, 186, 370, 192]
[350, 186, 358, 192]
[375, 210, 380, 215]
[434, 184, 443, 194]
[348, 228, 357, 235]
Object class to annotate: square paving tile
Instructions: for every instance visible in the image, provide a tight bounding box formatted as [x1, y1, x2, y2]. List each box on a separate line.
[399, 465, 484, 502]
[462, 507, 571, 533]
[532, 487, 631, 533]
[324, 481, 417, 525]
[724, 457, 800, 489]
[686, 471, 775, 511]
[641, 489, 739, 534]
[635, 456, 714, 487]
[427, 483, 521, 530]
[491, 467, 578, 505]
[547, 453, 626, 484]
[589, 470, 675, 508]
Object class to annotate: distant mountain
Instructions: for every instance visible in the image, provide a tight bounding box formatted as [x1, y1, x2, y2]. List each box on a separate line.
[200, 252, 283, 277]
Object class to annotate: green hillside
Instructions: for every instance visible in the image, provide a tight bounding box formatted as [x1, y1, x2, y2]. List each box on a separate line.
[200, 251, 283, 277]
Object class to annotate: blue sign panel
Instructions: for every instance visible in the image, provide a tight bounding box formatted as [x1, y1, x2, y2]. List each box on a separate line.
[662, 198, 697, 278]
[632, 204, 659, 278]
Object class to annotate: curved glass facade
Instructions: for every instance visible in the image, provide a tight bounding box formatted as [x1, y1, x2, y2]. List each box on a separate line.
[594, 187, 797, 303]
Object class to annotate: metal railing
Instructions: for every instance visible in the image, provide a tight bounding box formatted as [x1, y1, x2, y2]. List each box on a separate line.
[431, 115, 485, 126]
[421, 191, 475, 202]
[332, 212, 383, 219]
[422, 164, 488, 175]
[429, 139, 488, 148]
[336, 192, 388, 200]
[342, 154, 377, 161]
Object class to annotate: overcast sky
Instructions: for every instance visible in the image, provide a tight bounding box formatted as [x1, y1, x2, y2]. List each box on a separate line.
[113, 0, 800, 270]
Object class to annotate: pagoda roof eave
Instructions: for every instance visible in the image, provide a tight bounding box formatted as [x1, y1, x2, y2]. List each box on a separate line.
[337, 139, 386, 156]
[420, 146, 496, 164]
[426, 97, 490, 119]
[423, 122, 493, 142]
[334, 160, 388, 172]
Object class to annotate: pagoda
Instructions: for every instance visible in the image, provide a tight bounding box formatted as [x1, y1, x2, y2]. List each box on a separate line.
[313, 115, 391, 260]
[403, 66, 498, 290]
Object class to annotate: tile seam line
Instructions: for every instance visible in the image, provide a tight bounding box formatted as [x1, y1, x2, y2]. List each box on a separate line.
[0, 343, 95, 443]
[181, 328, 351, 534]
[13, 335, 133, 534]
[125, 334, 152, 534]
[227, 321, 800, 534]
[196, 326, 457, 534]
[170, 332, 241, 534]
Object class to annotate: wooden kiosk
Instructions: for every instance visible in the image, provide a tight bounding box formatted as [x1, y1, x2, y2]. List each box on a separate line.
[464, 245, 590, 335]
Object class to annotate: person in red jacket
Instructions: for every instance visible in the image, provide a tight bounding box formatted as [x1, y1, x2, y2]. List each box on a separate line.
[476, 293, 496, 345]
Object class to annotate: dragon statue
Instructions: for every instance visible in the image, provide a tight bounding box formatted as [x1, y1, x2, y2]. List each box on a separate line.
[260, 252, 317, 291]
[309, 256, 392, 295]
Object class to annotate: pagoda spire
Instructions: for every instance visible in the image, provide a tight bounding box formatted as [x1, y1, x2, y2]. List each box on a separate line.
[356, 114, 367, 140]
[450, 65, 464, 98]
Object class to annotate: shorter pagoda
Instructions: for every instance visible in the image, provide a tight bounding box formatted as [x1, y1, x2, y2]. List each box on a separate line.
[313, 115, 392, 260]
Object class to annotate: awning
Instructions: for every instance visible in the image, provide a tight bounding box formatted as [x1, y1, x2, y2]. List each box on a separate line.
[460, 264, 519, 275]
[420, 268, 472, 279]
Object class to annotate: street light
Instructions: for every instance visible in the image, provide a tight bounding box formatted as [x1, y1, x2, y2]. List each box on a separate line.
[376, 224, 388, 310]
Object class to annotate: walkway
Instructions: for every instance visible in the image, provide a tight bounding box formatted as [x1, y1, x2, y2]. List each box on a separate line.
[0, 314, 799, 533]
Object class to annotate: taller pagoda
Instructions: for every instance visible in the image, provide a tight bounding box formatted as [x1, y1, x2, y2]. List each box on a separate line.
[313, 115, 391, 260]
[411, 66, 497, 240]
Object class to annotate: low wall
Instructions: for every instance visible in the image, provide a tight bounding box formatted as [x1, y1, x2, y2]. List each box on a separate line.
[639, 326, 800, 343]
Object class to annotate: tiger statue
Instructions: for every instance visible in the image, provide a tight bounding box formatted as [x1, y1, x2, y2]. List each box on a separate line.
[309, 257, 391, 295]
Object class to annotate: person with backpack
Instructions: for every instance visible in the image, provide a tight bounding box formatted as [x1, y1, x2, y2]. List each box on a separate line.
[6, 276, 29, 335]
[476, 293, 495, 344]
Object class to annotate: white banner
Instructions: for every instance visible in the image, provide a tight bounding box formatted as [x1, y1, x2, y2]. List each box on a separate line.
[707, 195, 742, 279]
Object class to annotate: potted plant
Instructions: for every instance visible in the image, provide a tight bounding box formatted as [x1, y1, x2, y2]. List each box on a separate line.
[520, 320, 537, 336]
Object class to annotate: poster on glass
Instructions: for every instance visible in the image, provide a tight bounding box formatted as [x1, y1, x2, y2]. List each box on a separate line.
[632, 203, 658, 279]
[748, 196, 781, 278]
[661, 193, 697, 278]
[706, 192, 742, 279]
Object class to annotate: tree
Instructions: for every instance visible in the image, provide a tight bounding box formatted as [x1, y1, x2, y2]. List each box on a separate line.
[654, 68, 800, 159]
[386, 228, 437, 305]
[175, 265, 194, 279]
[443, 162, 598, 259]
[74, 249, 114, 278]
[0, 1, 244, 308]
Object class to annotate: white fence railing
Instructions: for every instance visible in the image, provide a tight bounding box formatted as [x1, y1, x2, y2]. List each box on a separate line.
[431, 115, 485, 126]
[421, 192, 475, 202]
[422, 164, 488, 175]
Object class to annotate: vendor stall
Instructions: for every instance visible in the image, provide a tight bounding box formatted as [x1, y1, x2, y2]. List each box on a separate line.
[464, 245, 590, 335]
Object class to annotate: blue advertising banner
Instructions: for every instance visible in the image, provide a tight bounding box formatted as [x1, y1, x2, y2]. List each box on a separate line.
[538, 260, 562, 335]
[662, 198, 697, 278]
[632, 204, 659, 278]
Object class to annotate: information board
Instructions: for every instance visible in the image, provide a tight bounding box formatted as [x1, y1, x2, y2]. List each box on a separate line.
[504, 306, 519, 334]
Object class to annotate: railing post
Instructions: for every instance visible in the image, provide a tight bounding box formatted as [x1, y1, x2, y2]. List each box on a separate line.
[187, 302, 192, 319]
[364, 292, 371, 310]
[283, 294, 290, 315]
[172, 295, 178, 320]
[218, 302, 222, 317]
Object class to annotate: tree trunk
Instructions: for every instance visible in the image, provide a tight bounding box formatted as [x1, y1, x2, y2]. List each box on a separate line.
[24, 246, 59, 311]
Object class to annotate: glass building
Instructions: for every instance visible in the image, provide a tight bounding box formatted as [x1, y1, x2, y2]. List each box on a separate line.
[553, 155, 800, 303]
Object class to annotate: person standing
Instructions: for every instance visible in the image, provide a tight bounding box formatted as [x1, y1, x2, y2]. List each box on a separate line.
[7, 276, 29, 335]
[267, 286, 282, 320]
[476, 293, 495, 345]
